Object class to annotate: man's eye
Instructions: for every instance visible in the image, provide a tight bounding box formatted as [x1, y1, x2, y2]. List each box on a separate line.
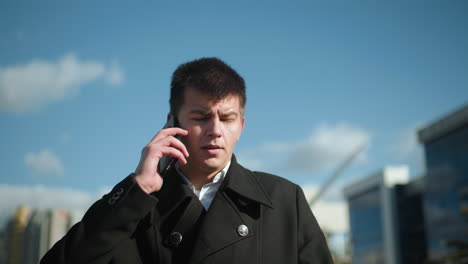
[192, 117, 208, 121]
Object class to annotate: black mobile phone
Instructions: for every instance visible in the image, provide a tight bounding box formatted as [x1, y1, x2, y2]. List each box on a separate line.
[158, 116, 180, 175]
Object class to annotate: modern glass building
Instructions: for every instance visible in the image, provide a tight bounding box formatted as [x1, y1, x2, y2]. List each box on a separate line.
[343, 104, 468, 263]
[343, 167, 409, 264]
[394, 177, 427, 264]
[418, 104, 468, 261]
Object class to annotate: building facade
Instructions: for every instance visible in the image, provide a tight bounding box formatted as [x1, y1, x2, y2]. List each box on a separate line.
[418, 104, 468, 261]
[23, 210, 50, 264]
[394, 177, 427, 264]
[6, 206, 31, 264]
[342, 103, 468, 263]
[343, 167, 409, 264]
[4, 207, 81, 264]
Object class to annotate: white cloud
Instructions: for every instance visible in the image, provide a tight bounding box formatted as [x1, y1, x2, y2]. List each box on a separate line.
[301, 184, 349, 233]
[24, 149, 64, 177]
[0, 184, 98, 227]
[0, 53, 125, 113]
[286, 122, 370, 171]
[237, 123, 365, 233]
[238, 122, 371, 173]
[105, 60, 124, 86]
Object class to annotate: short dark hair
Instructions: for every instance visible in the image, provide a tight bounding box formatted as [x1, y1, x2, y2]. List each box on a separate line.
[170, 57, 246, 116]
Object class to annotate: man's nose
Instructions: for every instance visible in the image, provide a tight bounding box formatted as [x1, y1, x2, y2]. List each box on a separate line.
[206, 118, 222, 137]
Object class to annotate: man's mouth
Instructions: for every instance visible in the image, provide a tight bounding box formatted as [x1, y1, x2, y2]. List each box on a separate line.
[202, 144, 222, 150]
[202, 144, 223, 155]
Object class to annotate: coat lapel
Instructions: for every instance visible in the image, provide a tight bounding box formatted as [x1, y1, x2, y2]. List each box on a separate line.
[189, 156, 273, 263]
[135, 211, 158, 264]
[137, 169, 197, 263]
[155, 169, 195, 225]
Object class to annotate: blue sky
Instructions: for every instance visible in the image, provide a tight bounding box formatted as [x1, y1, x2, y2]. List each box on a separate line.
[1, 1, 467, 234]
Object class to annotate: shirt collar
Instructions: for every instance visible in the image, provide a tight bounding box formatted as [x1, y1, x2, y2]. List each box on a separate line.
[176, 161, 231, 189]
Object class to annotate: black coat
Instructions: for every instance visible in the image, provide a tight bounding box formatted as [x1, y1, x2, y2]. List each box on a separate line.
[41, 156, 333, 264]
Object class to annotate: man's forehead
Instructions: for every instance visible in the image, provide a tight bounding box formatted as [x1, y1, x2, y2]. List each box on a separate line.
[185, 100, 241, 114]
[183, 91, 242, 111]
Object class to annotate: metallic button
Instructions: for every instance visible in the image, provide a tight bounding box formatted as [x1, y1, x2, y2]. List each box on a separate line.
[237, 224, 249, 237]
[168, 232, 183, 247]
[112, 193, 120, 200]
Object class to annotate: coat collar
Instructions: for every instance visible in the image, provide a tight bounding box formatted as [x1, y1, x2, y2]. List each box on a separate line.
[223, 155, 273, 209]
[144, 155, 275, 263]
[157, 154, 274, 210]
[188, 155, 274, 263]
[155, 168, 197, 224]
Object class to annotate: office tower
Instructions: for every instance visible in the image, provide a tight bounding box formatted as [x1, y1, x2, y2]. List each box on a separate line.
[48, 210, 70, 249]
[6, 206, 31, 264]
[418, 104, 468, 261]
[393, 177, 427, 264]
[23, 209, 50, 264]
[343, 166, 408, 264]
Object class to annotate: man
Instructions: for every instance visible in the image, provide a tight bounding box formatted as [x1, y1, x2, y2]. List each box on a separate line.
[41, 58, 333, 264]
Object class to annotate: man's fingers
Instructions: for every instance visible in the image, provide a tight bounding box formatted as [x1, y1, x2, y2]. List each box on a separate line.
[145, 135, 189, 158]
[166, 136, 189, 157]
[143, 137, 188, 164]
[159, 146, 188, 164]
[149, 127, 188, 144]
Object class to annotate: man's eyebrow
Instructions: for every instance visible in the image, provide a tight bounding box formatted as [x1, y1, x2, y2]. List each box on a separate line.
[188, 109, 239, 117]
[220, 111, 238, 117]
[189, 109, 212, 115]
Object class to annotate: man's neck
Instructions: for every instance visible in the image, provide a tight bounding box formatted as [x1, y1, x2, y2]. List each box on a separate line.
[178, 163, 227, 190]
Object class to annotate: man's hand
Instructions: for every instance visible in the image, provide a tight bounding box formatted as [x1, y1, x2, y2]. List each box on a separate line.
[134, 127, 189, 194]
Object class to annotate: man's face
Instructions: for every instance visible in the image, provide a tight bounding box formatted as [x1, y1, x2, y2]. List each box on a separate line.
[177, 88, 245, 175]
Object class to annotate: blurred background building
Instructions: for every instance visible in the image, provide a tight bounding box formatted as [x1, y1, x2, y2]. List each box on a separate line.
[344, 166, 409, 264]
[343, 103, 468, 264]
[5, 206, 30, 264]
[419, 104, 468, 263]
[1, 207, 82, 264]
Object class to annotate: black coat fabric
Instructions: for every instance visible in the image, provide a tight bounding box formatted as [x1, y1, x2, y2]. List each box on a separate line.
[41, 156, 333, 264]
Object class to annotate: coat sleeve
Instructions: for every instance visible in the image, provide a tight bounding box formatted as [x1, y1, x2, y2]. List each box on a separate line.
[40, 175, 158, 264]
[295, 185, 334, 264]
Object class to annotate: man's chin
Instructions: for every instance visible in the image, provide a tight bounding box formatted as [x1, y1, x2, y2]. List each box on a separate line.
[201, 157, 228, 171]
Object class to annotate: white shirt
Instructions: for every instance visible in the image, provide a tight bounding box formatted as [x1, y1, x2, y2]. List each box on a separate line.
[176, 161, 231, 210]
